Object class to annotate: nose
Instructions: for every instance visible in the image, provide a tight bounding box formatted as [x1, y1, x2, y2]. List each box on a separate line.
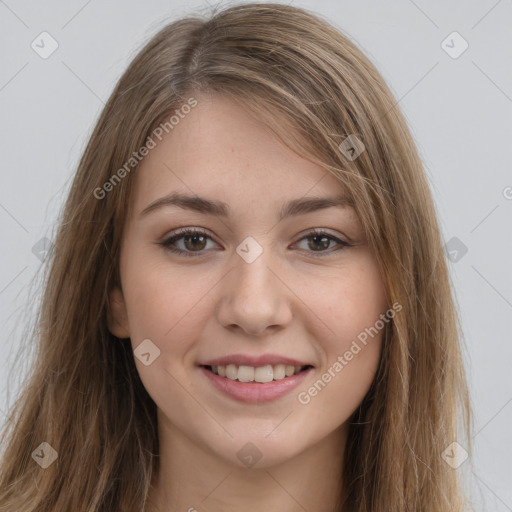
[216, 247, 293, 337]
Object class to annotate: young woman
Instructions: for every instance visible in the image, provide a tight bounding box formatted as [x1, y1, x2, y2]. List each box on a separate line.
[0, 3, 472, 511]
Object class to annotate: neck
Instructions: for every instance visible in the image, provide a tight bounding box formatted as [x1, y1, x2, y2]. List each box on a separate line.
[144, 415, 347, 512]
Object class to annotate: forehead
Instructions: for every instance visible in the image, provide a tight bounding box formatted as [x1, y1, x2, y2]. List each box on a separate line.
[131, 93, 351, 215]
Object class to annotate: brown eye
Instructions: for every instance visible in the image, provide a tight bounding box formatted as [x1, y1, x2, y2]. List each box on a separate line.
[159, 228, 352, 258]
[307, 234, 331, 251]
[160, 229, 217, 257]
[294, 230, 352, 256]
[182, 233, 207, 251]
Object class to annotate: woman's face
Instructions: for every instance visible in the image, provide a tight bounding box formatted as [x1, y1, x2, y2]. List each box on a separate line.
[109, 93, 389, 468]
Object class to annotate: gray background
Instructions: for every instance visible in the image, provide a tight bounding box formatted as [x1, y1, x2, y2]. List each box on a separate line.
[1, 0, 511, 510]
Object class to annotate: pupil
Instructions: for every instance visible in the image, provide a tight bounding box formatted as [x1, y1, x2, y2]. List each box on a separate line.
[185, 234, 206, 251]
[183, 234, 329, 252]
[311, 235, 329, 251]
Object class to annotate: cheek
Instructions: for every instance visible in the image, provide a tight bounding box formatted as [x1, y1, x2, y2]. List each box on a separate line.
[121, 263, 212, 406]
[306, 253, 387, 353]
[304, 254, 386, 404]
[122, 257, 203, 337]
[305, 337, 382, 428]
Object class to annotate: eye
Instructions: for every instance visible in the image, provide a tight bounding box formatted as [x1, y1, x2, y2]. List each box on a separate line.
[158, 228, 352, 257]
[292, 228, 352, 257]
[159, 228, 218, 257]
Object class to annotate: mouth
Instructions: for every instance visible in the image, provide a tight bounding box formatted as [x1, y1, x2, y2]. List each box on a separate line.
[198, 362, 314, 403]
[201, 363, 314, 383]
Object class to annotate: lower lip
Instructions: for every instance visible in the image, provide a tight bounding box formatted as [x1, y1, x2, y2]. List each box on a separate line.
[199, 366, 313, 403]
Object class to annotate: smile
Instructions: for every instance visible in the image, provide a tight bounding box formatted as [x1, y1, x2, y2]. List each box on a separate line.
[203, 363, 311, 383]
[199, 363, 314, 403]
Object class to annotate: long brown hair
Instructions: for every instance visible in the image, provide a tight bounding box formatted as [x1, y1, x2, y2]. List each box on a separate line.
[0, 3, 472, 510]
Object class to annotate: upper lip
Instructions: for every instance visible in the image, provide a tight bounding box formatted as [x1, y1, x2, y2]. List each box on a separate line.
[200, 354, 313, 367]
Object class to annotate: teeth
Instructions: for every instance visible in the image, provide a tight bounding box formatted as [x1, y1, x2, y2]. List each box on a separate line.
[210, 363, 307, 382]
[237, 365, 254, 382]
[254, 365, 273, 383]
[273, 364, 286, 380]
[285, 365, 295, 377]
[226, 364, 238, 380]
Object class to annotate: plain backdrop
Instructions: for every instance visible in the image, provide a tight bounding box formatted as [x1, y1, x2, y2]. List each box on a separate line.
[1, 0, 511, 510]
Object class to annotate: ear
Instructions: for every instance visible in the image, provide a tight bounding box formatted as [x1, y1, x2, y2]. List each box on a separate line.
[107, 286, 130, 338]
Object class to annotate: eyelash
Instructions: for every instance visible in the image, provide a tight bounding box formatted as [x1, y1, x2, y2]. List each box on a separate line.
[158, 228, 353, 258]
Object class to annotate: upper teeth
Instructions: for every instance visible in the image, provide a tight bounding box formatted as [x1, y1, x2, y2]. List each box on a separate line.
[211, 364, 305, 383]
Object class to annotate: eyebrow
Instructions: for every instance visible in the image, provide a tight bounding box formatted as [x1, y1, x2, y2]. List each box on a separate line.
[140, 191, 354, 221]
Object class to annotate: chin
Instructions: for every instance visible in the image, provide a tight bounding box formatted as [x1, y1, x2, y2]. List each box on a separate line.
[218, 433, 310, 470]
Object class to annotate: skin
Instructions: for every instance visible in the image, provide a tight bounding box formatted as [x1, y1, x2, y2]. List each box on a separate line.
[108, 92, 389, 512]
